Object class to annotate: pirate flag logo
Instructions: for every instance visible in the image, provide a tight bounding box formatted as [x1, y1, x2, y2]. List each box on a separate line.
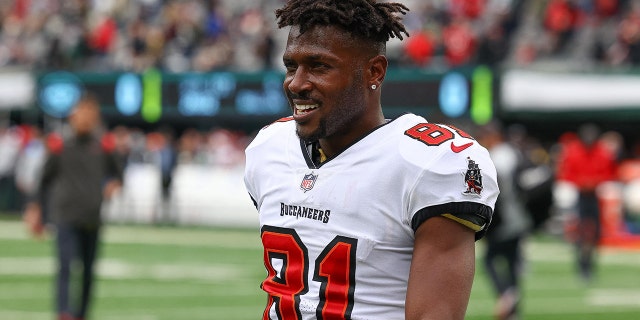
[300, 172, 318, 192]
[462, 157, 483, 196]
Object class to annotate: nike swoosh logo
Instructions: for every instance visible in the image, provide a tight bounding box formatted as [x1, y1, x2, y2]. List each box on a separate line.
[450, 142, 474, 153]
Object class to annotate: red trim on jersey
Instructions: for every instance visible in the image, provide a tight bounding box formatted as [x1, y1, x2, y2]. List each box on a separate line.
[262, 116, 295, 130]
[276, 116, 294, 122]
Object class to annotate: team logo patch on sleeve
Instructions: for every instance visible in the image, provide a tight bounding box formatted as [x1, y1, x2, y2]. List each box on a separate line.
[462, 157, 483, 196]
[300, 172, 318, 192]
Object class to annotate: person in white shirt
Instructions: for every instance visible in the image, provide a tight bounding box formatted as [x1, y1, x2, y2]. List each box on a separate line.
[244, 1, 499, 319]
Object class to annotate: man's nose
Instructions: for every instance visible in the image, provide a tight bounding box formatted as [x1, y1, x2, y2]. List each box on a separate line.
[287, 67, 312, 94]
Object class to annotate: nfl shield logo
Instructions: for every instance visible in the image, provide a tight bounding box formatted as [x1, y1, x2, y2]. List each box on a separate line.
[300, 172, 318, 192]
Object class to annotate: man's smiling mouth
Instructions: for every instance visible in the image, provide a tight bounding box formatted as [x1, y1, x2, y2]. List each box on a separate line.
[294, 104, 319, 115]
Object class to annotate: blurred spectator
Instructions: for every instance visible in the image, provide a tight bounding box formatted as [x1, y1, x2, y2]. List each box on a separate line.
[23, 92, 124, 320]
[543, 0, 580, 54]
[594, 0, 620, 20]
[555, 123, 619, 282]
[14, 125, 47, 210]
[136, 128, 178, 222]
[450, 0, 485, 20]
[617, 8, 640, 64]
[256, 27, 277, 70]
[204, 128, 246, 168]
[0, 122, 22, 212]
[404, 29, 436, 66]
[476, 21, 510, 66]
[87, 13, 117, 55]
[619, 146, 640, 233]
[479, 122, 533, 320]
[177, 128, 206, 164]
[442, 16, 477, 66]
[505, 124, 555, 231]
[600, 129, 626, 161]
[110, 125, 133, 163]
[158, 127, 178, 201]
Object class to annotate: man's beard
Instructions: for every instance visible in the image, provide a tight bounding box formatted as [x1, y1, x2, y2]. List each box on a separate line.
[297, 118, 327, 143]
[296, 76, 365, 143]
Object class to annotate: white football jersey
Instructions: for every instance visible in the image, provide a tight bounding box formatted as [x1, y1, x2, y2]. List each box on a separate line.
[244, 113, 498, 320]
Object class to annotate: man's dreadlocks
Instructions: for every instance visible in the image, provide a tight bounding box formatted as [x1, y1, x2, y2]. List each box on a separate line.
[275, 0, 409, 45]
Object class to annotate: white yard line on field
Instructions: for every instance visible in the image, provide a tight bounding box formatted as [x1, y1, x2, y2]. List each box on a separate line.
[0, 257, 52, 275]
[588, 289, 640, 306]
[0, 257, 246, 286]
[523, 239, 640, 266]
[0, 310, 51, 320]
[96, 305, 263, 320]
[0, 310, 158, 320]
[98, 259, 244, 282]
[0, 220, 260, 249]
[0, 220, 32, 240]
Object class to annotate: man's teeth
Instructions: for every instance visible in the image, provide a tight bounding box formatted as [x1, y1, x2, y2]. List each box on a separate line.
[295, 104, 318, 113]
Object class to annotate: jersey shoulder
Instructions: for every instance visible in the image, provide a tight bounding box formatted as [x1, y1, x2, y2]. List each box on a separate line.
[245, 116, 296, 151]
[391, 114, 486, 170]
[393, 115, 499, 239]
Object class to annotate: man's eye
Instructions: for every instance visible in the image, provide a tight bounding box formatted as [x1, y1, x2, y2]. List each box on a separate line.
[312, 63, 328, 70]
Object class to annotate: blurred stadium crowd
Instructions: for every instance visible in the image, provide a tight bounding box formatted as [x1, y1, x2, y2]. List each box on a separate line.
[0, 0, 639, 72]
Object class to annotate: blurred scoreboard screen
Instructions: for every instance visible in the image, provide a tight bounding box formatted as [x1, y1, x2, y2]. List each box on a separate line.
[36, 69, 473, 123]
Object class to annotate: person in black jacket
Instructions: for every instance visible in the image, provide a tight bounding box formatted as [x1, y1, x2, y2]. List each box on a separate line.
[24, 92, 123, 320]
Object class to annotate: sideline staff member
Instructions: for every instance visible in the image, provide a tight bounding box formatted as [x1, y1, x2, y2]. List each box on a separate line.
[24, 92, 123, 320]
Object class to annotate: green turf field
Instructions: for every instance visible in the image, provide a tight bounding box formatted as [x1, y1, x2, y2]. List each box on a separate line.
[1, 219, 640, 320]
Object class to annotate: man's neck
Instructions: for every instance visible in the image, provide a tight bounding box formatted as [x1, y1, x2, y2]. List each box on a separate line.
[317, 115, 387, 159]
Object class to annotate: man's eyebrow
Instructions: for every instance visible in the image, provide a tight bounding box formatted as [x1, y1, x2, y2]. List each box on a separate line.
[305, 53, 340, 64]
[284, 54, 325, 61]
[283, 51, 338, 64]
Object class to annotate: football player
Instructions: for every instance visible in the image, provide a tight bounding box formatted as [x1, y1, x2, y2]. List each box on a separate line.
[244, 1, 499, 319]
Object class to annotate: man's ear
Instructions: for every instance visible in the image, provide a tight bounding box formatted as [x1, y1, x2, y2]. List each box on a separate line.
[368, 55, 388, 87]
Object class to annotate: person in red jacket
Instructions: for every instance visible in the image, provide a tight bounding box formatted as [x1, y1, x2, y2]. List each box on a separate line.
[556, 123, 618, 282]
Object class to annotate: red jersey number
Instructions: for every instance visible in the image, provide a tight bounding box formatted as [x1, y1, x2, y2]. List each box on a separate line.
[404, 123, 474, 146]
[261, 226, 357, 320]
